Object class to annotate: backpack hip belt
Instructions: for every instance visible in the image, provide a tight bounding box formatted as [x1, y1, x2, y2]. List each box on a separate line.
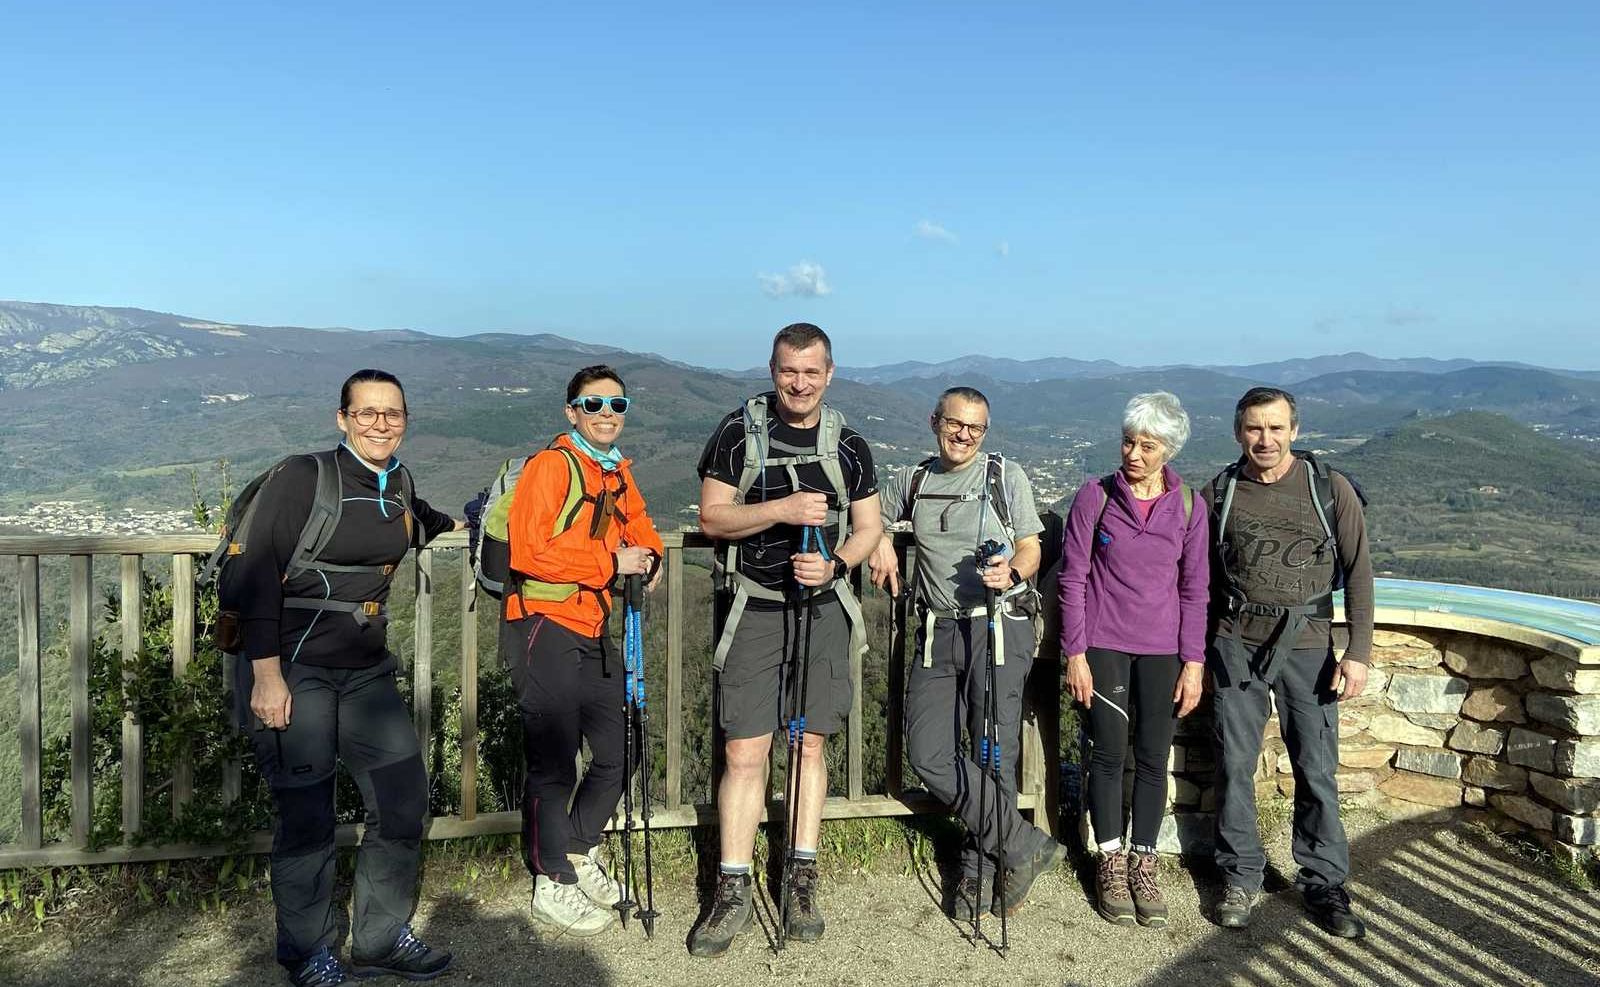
[282, 597, 387, 627]
[914, 592, 1028, 669]
[1226, 597, 1332, 682]
[711, 570, 867, 673]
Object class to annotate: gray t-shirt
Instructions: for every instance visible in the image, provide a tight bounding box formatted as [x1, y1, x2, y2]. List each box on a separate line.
[879, 456, 1044, 612]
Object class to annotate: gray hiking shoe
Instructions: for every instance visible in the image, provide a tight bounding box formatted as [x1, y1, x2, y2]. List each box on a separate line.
[949, 873, 993, 923]
[1216, 884, 1260, 929]
[1128, 851, 1168, 928]
[995, 832, 1069, 916]
[688, 872, 754, 958]
[782, 859, 826, 942]
[1094, 851, 1136, 926]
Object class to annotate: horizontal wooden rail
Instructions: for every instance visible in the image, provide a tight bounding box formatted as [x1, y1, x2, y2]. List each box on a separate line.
[3, 527, 1057, 869]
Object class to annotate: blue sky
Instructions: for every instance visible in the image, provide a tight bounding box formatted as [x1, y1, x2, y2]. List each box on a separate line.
[3, 2, 1598, 369]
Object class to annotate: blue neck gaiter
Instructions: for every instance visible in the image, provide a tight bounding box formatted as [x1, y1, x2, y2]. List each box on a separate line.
[568, 430, 623, 472]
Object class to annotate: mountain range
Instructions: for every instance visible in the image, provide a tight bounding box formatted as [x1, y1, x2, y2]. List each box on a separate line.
[4, 299, 1600, 597]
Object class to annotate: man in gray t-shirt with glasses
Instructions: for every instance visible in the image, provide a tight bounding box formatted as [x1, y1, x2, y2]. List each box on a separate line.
[869, 386, 1068, 926]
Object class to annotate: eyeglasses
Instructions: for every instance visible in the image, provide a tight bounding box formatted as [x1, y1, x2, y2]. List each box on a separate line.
[569, 395, 631, 416]
[344, 407, 409, 428]
[933, 416, 988, 437]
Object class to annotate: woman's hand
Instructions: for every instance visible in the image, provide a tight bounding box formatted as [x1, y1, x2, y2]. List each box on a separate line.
[1174, 661, 1206, 717]
[251, 658, 292, 730]
[1065, 653, 1093, 707]
[615, 546, 654, 576]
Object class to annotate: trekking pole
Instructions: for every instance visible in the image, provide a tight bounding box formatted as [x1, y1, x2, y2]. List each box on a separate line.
[777, 525, 823, 951]
[615, 572, 639, 929]
[976, 537, 1010, 955]
[626, 573, 660, 938]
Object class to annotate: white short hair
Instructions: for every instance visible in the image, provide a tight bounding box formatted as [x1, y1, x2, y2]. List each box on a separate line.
[1122, 391, 1190, 460]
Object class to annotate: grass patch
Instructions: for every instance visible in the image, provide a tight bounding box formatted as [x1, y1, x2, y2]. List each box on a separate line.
[1462, 821, 1599, 892]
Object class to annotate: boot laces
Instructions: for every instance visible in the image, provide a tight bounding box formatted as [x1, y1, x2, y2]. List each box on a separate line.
[789, 861, 818, 914]
[1098, 852, 1132, 901]
[390, 925, 430, 962]
[706, 874, 748, 929]
[1129, 852, 1163, 901]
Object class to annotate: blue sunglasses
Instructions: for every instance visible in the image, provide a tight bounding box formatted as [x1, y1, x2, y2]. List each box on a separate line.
[569, 395, 631, 415]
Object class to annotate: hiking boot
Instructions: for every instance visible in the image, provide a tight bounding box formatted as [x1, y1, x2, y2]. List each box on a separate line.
[1093, 851, 1136, 926]
[350, 924, 451, 981]
[530, 874, 616, 938]
[289, 947, 349, 987]
[1216, 884, 1260, 929]
[1128, 851, 1168, 928]
[569, 846, 624, 907]
[995, 832, 1069, 916]
[688, 871, 754, 957]
[782, 858, 826, 942]
[1304, 884, 1367, 939]
[948, 873, 993, 923]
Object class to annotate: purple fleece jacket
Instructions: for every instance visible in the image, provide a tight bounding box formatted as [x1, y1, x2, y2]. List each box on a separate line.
[1058, 465, 1210, 663]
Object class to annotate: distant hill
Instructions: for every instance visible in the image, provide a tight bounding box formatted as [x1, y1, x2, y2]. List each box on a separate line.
[1326, 412, 1600, 598]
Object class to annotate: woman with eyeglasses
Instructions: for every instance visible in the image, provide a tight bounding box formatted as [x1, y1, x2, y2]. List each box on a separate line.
[1058, 391, 1209, 930]
[501, 363, 666, 938]
[235, 368, 458, 986]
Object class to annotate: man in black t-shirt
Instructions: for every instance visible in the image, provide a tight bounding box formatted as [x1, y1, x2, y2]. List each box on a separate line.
[688, 323, 882, 957]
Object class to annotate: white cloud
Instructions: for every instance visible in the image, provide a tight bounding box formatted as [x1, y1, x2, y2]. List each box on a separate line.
[758, 260, 832, 298]
[996, 239, 1010, 258]
[915, 219, 958, 244]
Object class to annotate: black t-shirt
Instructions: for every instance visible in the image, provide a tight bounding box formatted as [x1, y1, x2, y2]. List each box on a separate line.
[697, 397, 877, 604]
[237, 445, 455, 668]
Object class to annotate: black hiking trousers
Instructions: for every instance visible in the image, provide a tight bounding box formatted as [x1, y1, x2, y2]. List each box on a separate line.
[236, 653, 428, 970]
[1081, 648, 1182, 851]
[501, 612, 632, 884]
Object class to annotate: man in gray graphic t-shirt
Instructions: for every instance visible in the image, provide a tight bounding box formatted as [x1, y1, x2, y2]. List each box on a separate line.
[1201, 386, 1373, 941]
[869, 386, 1067, 924]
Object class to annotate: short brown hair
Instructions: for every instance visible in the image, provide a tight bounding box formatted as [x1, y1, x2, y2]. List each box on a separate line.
[769, 323, 833, 366]
[1233, 386, 1298, 434]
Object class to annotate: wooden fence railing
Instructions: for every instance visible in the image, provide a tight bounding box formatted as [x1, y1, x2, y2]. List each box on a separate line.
[1, 531, 1060, 868]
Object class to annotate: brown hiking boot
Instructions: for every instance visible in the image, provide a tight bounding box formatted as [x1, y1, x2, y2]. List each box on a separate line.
[1128, 851, 1168, 928]
[1095, 850, 1136, 926]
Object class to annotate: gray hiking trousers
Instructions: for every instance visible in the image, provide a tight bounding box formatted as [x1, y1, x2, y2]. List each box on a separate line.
[905, 609, 1038, 878]
[1210, 636, 1351, 891]
[236, 653, 428, 969]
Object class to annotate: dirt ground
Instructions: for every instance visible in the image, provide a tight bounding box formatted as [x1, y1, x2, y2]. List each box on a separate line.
[4, 816, 1597, 987]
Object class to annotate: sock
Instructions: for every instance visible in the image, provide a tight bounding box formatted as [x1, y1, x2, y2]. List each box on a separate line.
[1130, 843, 1157, 856]
[720, 861, 752, 877]
[792, 847, 818, 862]
[1097, 837, 1123, 854]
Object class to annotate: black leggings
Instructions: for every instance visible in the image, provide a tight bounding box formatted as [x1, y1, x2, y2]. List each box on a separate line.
[1082, 648, 1181, 850]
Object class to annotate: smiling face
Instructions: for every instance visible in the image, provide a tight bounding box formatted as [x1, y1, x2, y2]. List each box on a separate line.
[933, 395, 989, 470]
[336, 381, 408, 468]
[564, 375, 627, 448]
[1235, 397, 1299, 475]
[769, 341, 833, 425]
[1120, 432, 1169, 485]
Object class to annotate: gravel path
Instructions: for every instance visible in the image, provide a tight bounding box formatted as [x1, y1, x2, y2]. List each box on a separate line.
[5, 818, 1597, 987]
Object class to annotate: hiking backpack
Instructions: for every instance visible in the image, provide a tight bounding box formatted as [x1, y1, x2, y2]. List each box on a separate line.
[709, 394, 861, 670]
[468, 440, 626, 603]
[200, 449, 417, 653]
[898, 451, 1017, 541]
[1210, 449, 1368, 612]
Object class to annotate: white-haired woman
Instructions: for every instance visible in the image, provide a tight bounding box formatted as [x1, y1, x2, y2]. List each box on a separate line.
[1058, 391, 1210, 928]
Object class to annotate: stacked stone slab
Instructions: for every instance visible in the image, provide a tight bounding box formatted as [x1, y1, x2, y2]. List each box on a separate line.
[1143, 622, 1599, 865]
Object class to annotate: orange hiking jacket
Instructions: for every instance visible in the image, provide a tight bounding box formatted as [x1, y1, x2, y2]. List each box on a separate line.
[503, 433, 665, 638]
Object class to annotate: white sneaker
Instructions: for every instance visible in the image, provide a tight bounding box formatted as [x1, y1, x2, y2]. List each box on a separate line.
[569, 846, 624, 907]
[530, 874, 615, 938]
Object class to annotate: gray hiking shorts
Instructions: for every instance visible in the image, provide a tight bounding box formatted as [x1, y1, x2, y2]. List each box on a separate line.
[719, 596, 853, 741]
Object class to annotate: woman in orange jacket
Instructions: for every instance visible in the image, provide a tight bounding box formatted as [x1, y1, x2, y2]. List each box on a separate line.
[500, 364, 666, 938]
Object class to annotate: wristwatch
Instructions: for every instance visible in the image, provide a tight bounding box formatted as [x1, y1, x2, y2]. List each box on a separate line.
[833, 558, 849, 581]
